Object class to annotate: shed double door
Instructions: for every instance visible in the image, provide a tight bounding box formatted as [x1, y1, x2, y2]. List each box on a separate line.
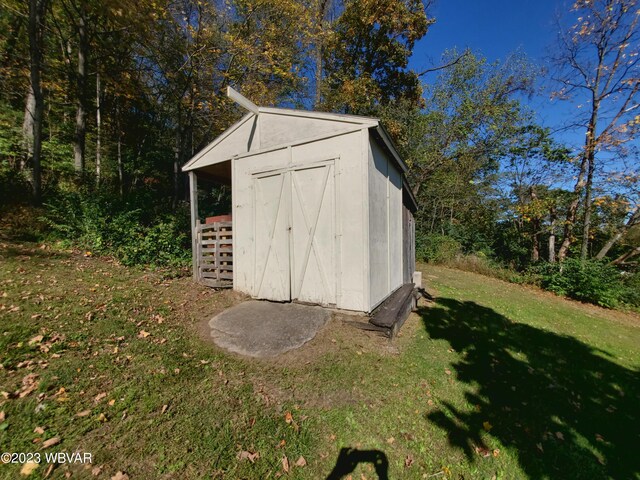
[253, 162, 336, 306]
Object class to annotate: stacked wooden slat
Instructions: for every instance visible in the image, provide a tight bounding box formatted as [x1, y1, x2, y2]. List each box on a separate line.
[196, 221, 233, 288]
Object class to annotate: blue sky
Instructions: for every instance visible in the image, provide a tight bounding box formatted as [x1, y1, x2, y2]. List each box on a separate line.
[408, 0, 579, 147]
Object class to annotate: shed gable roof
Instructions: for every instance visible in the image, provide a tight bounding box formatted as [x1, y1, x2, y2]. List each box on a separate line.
[182, 106, 409, 180]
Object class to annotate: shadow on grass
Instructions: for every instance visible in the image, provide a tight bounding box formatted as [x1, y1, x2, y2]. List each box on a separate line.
[325, 448, 389, 480]
[419, 298, 640, 479]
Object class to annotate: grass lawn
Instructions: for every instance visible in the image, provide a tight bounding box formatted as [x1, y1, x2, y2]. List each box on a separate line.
[1, 241, 639, 479]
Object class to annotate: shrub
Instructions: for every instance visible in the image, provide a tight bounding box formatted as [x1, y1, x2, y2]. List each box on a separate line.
[621, 272, 640, 308]
[42, 189, 190, 268]
[416, 233, 462, 263]
[530, 259, 624, 308]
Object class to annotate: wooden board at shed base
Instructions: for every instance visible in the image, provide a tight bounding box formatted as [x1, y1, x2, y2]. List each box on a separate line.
[369, 283, 417, 337]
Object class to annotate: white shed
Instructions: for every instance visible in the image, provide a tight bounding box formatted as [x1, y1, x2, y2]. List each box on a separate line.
[183, 88, 417, 314]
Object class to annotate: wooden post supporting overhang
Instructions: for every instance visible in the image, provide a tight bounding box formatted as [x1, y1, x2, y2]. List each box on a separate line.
[188, 171, 199, 281]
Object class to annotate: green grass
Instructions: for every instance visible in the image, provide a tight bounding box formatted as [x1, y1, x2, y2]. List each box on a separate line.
[1, 243, 638, 479]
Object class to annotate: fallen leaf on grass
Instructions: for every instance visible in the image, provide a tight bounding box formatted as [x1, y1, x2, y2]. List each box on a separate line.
[536, 443, 544, 453]
[0, 411, 4, 422]
[76, 410, 91, 417]
[43, 463, 54, 478]
[295, 456, 307, 467]
[282, 455, 290, 473]
[98, 413, 107, 422]
[41, 437, 60, 449]
[111, 472, 129, 480]
[555, 431, 564, 441]
[482, 421, 493, 432]
[19, 374, 39, 398]
[444, 369, 452, 375]
[28, 335, 44, 346]
[161, 404, 168, 414]
[20, 461, 39, 476]
[277, 439, 286, 448]
[94, 392, 107, 403]
[474, 445, 491, 458]
[33, 426, 45, 434]
[284, 411, 293, 424]
[492, 449, 500, 457]
[237, 451, 259, 463]
[91, 466, 102, 476]
[405, 454, 414, 467]
[137, 330, 150, 338]
[108, 399, 115, 406]
[386, 437, 395, 444]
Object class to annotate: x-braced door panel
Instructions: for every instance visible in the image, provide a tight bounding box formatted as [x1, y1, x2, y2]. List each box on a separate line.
[252, 161, 336, 305]
[290, 163, 336, 305]
[253, 172, 291, 301]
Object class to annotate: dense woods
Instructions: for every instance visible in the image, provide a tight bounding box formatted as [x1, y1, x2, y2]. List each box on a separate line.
[1, 0, 638, 308]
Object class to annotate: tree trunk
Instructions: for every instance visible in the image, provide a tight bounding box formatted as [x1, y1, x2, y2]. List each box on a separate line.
[612, 246, 640, 265]
[21, 87, 36, 171]
[580, 152, 596, 259]
[27, 0, 47, 205]
[558, 108, 598, 261]
[173, 127, 181, 209]
[74, 4, 88, 174]
[548, 208, 556, 263]
[117, 130, 123, 196]
[313, 0, 331, 107]
[596, 207, 640, 259]
[95, 70, 101, 185]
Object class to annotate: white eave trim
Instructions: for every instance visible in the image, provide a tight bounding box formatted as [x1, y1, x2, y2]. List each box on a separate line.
[373, 125, 408, 173]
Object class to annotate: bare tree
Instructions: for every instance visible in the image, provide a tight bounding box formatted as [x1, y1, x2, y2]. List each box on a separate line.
[552, 0, 640, 261]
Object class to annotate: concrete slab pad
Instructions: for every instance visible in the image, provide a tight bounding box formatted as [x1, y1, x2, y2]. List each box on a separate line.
[208, 300, 331, 358]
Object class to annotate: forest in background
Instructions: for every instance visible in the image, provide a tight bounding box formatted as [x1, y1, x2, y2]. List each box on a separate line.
[1, 0, 639, 308]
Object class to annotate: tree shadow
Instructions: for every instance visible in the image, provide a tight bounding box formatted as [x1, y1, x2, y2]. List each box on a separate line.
[419, 298, 640, 479]
[325, 448, 389, 480]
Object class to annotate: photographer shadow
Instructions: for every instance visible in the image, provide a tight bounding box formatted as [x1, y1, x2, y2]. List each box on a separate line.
[326, 448, 389, 480]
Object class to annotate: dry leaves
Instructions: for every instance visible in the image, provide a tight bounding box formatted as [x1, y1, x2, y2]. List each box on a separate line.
[19, 374, 39, 398]
[482, 421, 493, 432]
[111, 472, 129, 480]
[282, 455, 290, 473]
[20, 462, 39, 476]
[41, 437, 60, 449]
[28, 335, 44, 346]
[137, 330, 150, 338]
[404, 454, 414, 467]
[237, 450, 260, 463]
[294, 456, 307, 467]
[94, 392, 107, 403]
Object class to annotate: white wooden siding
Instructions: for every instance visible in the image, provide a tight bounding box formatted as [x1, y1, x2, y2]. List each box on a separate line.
[368, 138, 403, 311]
[259, 112, 362, 149]
[232, 130, 366, 311]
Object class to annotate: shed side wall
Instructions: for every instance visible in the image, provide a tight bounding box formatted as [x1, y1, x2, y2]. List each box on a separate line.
[368, 138, 404, 310]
